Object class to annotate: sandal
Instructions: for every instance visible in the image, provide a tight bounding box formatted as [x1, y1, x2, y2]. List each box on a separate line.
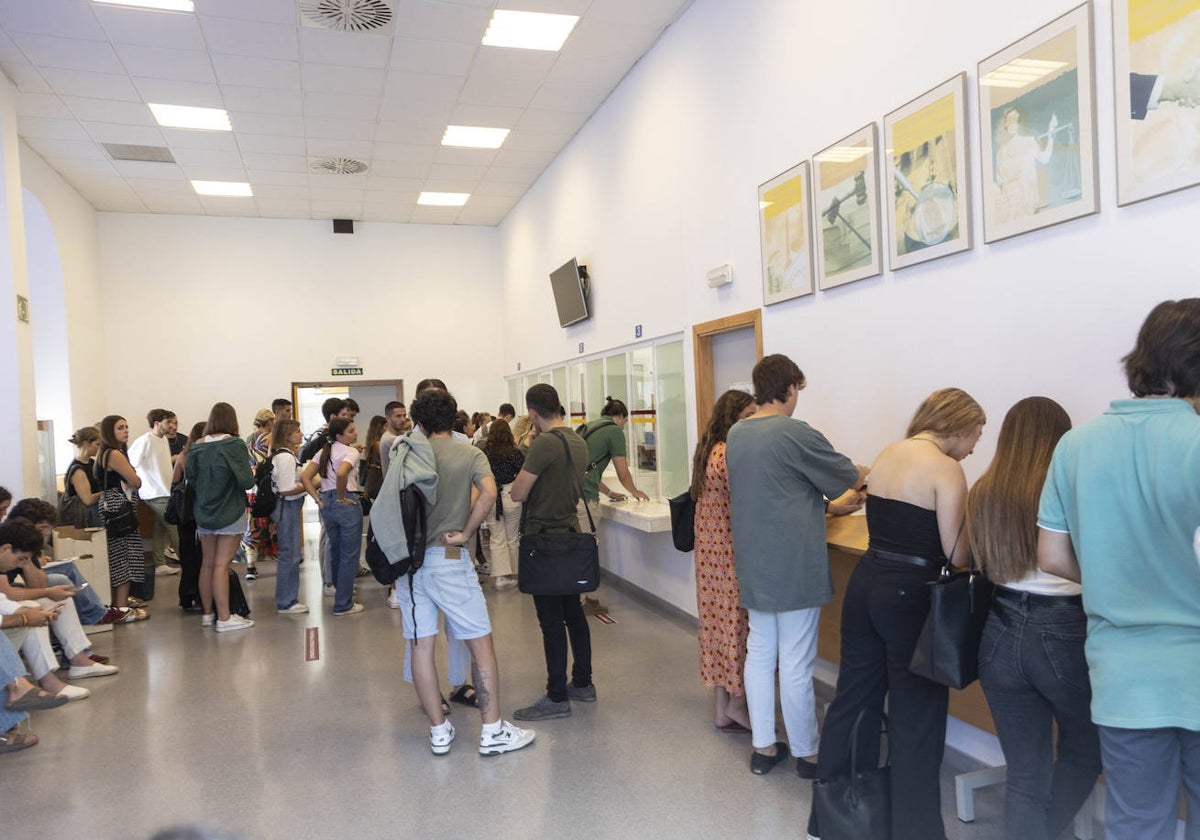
[750, 742, 788, 775]
[448, 684, 479, 708]
[441, 695, 451, 715]
[117, 607, 150, 623]
[0, 724, 38, 753]
[6, 688, 69, 712]
[127, 597, 148, 608]
[716, 721, 750, 733]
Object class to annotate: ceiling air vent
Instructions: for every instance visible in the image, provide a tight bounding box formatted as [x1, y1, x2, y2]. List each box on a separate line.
[299, 0, 394, 34]
[311, 157, 369, 175]
[103, 143, 175, 163]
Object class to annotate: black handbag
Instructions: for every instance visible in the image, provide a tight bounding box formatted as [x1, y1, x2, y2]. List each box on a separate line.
[98, 460, 138, 539]
[165, 480, 195, 527]
[667, 490, 696, 552]
[56, 464, 90, 529]
[812, 709, 892, 840]
[908, 523, 993, 689]
[517, 430, 600, 597]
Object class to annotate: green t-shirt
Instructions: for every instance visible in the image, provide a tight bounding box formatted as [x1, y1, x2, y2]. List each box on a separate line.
[522, 428, 589, 534]
[425, 437, 492, 547]
[580, 419, 626, 502]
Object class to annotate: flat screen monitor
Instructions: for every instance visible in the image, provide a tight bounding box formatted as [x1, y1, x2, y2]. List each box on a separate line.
[549, 258, 589, 328]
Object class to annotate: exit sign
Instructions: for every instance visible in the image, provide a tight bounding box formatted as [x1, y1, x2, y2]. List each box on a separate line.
[331, 367, 363, 376]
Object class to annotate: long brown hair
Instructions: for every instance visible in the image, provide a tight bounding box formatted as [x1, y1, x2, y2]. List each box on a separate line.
[363, 415, 386, 464]
[271, 419, 301, 453]
[95, 414, 127, 478]
[905, 387, 986, 438]
[967, 397, 1071, 583]
[204, 402, 239, 437]
[482, 418, 517, 462]
[689, 390, 755, 499]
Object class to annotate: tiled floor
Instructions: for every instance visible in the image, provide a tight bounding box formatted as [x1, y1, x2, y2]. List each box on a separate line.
[4, 533, 1026, 839]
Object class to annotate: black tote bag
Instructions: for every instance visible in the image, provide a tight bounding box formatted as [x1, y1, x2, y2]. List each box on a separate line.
[517, 430, 600, 597]
[908, 554, 994, 689]
[812, 709, 891, 840]
[667, 490, 695, 552]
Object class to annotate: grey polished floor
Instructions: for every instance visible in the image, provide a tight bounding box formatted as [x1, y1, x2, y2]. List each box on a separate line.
[4, 539, 1016, 839]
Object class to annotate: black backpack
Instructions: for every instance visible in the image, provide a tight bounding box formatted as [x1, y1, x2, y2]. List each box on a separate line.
[364, 484, 428, 585]
[249, 449, 284, 518]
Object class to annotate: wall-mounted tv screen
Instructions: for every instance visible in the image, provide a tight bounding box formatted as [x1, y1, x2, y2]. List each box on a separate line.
[549, 258, 590, 328]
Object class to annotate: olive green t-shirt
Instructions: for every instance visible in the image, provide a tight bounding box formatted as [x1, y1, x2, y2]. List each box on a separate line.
[580, 419, 625, 501]
[522, 428, 588, 534]
[425, 436, 492, 547]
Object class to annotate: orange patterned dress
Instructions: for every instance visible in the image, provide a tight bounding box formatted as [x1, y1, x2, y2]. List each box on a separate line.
[694, 442, 749, 694]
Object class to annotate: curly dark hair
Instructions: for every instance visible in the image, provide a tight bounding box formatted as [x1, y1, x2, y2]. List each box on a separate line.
[411, 388, 458, 434]
[8, 497, 56, 526]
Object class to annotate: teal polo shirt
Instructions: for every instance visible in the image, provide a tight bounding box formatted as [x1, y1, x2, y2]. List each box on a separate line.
[1038, 398, 1200, 730]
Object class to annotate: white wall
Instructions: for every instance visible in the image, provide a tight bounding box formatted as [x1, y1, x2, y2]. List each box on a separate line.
[97, 214, 506, 431]
[499, 0, 1200, 481]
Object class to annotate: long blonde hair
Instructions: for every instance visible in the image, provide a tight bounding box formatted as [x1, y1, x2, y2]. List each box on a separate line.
[967, 397, 1071, 583]
[905, 387, 986, 438]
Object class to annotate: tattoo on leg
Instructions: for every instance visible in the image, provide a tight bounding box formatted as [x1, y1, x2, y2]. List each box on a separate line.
[472, 661, 492, 712]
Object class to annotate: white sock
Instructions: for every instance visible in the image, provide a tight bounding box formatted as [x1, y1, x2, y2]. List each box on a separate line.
[481, 720, 503, 737]
[431, 721, 452, 737]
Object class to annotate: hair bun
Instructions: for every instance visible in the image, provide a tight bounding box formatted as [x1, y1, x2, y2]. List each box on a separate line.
[605, 395, 613, 401]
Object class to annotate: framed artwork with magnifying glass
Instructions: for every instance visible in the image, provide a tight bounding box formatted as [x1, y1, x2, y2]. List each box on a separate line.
[882, 73, 973, 270]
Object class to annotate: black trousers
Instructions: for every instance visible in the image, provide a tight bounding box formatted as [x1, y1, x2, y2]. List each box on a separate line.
[812, 552, 949, 840]
[532, 594, 593, 702]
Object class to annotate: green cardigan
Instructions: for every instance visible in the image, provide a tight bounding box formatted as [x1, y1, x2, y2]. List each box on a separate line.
[184, 436, 255, 529]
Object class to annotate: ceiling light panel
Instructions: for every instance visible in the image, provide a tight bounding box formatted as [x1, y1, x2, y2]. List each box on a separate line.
[93, 0, 195, 11]
[442, 125, 510, 149]
[191, 180, 252, 196]
[482, 10, 579, 51]
[418, 192, 470, 206]
[148, 102, 231, 130]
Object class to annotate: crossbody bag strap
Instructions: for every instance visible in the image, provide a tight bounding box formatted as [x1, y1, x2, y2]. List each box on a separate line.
[551, 429, 595, 534]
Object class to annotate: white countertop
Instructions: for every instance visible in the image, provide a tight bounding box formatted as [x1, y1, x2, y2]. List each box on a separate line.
[595, 498, 672, 533]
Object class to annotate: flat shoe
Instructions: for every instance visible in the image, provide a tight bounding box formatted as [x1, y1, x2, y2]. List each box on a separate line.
[716, 721, 750, 733]
[0, 725, 37, 753]
[750, 742, 788, 775]
[6, 688, 68, 712]
[796, 756, 819, 779]
[56, 684, 90, 702]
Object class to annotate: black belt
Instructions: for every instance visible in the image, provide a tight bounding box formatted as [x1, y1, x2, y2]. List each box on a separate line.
[994, 586, 1082, 608]
[871, 549, 938, 569]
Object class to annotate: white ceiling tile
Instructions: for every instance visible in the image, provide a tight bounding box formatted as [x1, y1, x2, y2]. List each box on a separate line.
[584, 0, 691, 26]
[457, 76, 538, 109]
[301, 63, 385, 96]
[141, 194, 206, 214]
[240, 152, 307, 173]
[40, 68, 140, 101]
[501, 0, 591, 15]
[365, 176, 423, 193]
[114, 44, 216, 84]
[250, 183, 310, 200]
[47, 157, 121, 181]
[458, 194, 518, 212]
[515, 108, 587, 134]
[471, 179, 527, 197]
[23, 136, 107, 160]
[421, 177, 477, 193]
[299, 28, 390, 69]
[302, 91, 379, 120]
[198, 195, 258, 216]
[484, 165, 541, 184]
[309, 186, 366, 203]
[113, 160, 186, 180]
[468, 47, 557, 87]
[200, 16, 299, 61]
[382, 71, 463, 102]
[546, 45, 640, 87]
[255, 199, 312, 218]
[0, 31, 20, 63]
[447, 103, 523, 128]
[16, 92, 71, 119]
[81, 121, 167, 146]
[391, 2, 491, 44]
[236, 133, 307, 155]
[409, 206, 460, 223]
[564, 18, 663, 55]
[428, 162, 488, 181]
[169, 147, 244, 168]
[218, 84, 303, 115]
[453, 212, 503, 227]
[195, 0, 296, 24]
[65, 175, 129, 196]
[0, 0, 107, 40]
[369, 159, 431, 179]
[389, 37, 476, 76]
[210, 54, 300, 90]
[376, 120, 441, 144]
[371, 142, 436, 163]
[1, 62, 53, 94]
[433, 147, 497, 167]
[94, 5, 207, 50]
[308, 170, 367, 186]
[133, 77, 224, 107]
[160, 126, 239, 150]
[180, 164, 247, 181]
[62, 96, 155, 125]
[229, 111, 304, 136]
[19, 116, 91, 141]
[528, 84, 609, 113]
[124, 178, 196, 196]
[10, 33, 124, 74]
[305, 138, 373, 159]
[376, 97, 453, 124]
[309, 200, 363, 218]
[246, 171, 310, 188]
[303, 117, 374, 141]
[493, 147, 555, 168]
[361, 206, 411, 223]
[91, 193, 150, 212]
[503, 128, 571, 152]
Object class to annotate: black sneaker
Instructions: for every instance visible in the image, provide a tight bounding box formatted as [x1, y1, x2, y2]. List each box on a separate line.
[567, 683, 597, 702]
[244, 566, 258, 581]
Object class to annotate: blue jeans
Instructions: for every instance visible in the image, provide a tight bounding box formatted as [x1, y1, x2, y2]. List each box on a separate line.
[271, 497, 304, 610]
[0, 633, 28, 732]
[320, 491, 362, 613]
[47, 565, 106, 625]
[1099, 725, 1200, 840]
[978, 589, 1101, 840]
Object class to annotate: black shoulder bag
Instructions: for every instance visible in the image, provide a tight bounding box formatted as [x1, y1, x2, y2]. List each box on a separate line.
[97, 454, 138, 539]
[517, 430, 600, 596]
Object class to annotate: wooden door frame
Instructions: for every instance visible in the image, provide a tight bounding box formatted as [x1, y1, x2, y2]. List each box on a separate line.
[290, 379, 405, 413]
[692, 309, 763, 433]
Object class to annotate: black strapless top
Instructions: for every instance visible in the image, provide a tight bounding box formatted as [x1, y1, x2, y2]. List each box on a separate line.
[865, 494, 946, 562]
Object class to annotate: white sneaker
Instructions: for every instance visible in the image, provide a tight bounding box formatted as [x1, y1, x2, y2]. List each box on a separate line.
[386, 590, 402, 609]
[55, 684, 90, 702]
[155, 564, 180, 576]
[493, 575, 518, 590]
[323, 584, 336, 597]
[67, 662, 119, 679]
[215, 614, 254, 633]
[479, 720, 535, 755]
[333, 602, 364, 616]
[201, 614, 215, 628]
[277, 603, 310, 615]
[430, 722, 455, 755]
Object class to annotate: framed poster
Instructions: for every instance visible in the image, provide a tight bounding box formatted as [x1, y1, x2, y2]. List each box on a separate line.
[1113, 0, 1200, 205]
[758, 160, 814, 305]
[883, 73, 973, 270]
[978, 2, 1099, 242]
[814, 123, 882, 289]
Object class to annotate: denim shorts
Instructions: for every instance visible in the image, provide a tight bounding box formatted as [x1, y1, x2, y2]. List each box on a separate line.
[197, 513, 248, 536]
[395, 547, 491, 641]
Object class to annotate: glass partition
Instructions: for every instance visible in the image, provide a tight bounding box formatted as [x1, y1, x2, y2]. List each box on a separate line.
[655, 340, 687, 498]
[629, 346, 657, 487]
[584, 359, 605, 422]
[568, 362, 587, 426]
[551, 366, 567, 411]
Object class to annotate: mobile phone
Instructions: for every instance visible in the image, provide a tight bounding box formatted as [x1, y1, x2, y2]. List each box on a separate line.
[75, 582, 90, 591]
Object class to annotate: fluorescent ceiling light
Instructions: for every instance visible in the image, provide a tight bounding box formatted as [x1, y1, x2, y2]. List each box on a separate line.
[482, 10, 579, 51]
[418, 192, 470, 207]
[191, 180, 252, 197]
[148, 103, 231, 131]
[442, 126, 510, 149]
[93, 0, 195, 11]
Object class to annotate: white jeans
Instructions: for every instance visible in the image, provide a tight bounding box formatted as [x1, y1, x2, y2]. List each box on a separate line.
[744, 606, 821, 755]
[2, 598, 90, 680]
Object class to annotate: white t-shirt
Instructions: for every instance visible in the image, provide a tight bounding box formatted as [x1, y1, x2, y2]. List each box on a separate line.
[1000, 567, 1082, 597]
[128, 431, 173, 500]
[271, 450, 301, 495]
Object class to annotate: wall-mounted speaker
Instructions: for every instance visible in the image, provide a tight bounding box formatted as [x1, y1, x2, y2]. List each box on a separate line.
[333, 219, 354, 234]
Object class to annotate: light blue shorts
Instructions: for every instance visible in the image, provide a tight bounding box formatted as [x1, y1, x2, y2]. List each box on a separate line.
[395, 547, 491, 641]
[197, 513, 247, 536]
